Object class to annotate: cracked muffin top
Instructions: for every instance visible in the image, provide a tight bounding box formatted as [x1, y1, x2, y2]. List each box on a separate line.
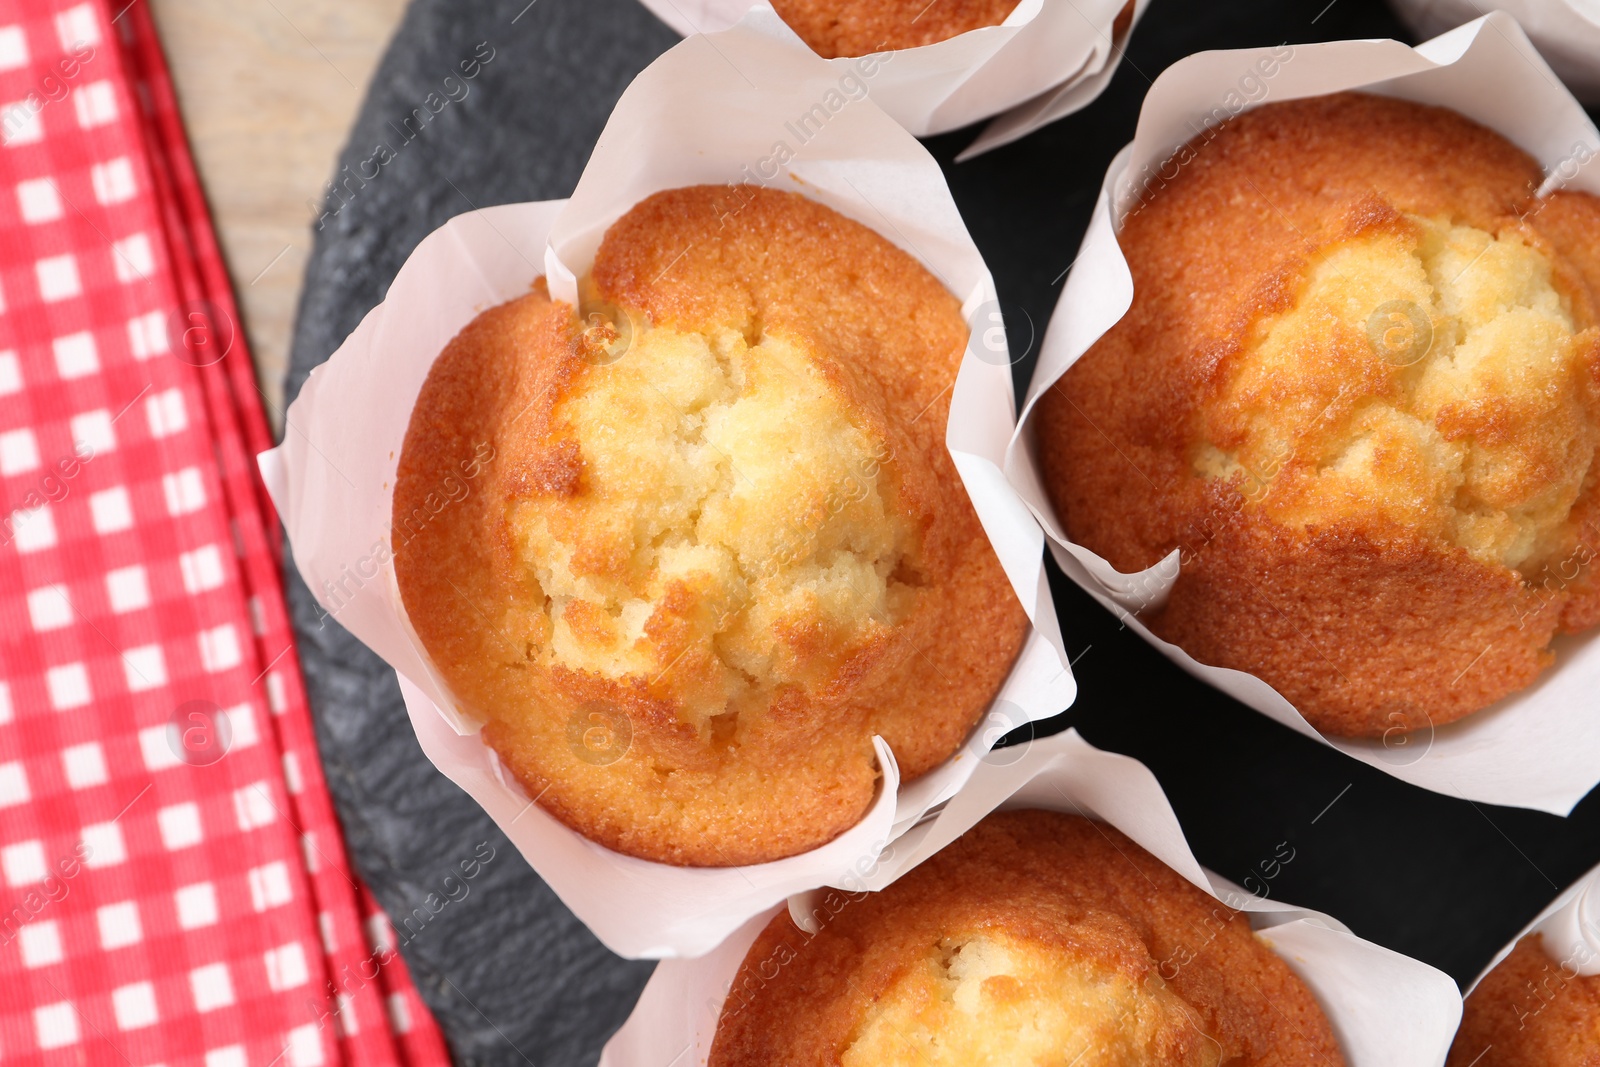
[393, 184, 1027, 866]
[710, 810, 1344, 1066]
[1036, 93, 1600, 738]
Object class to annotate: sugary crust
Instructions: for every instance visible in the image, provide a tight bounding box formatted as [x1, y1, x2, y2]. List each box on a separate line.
[393, 185, 1026, 866]
[710, 810, 1344, 1065]
[1448, 934, 1600, 1066]
[1035, 93, 1600, 738]
[769, 0, 1019, 57]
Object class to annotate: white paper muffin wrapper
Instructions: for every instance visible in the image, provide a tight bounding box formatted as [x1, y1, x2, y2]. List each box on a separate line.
[599, 730, 1463, 1067]
[259, 15, 1073, 960]
[1390, 0, 1600, 104]
[632, 0, 1149, 150]
[1006, 13, 1600, 814]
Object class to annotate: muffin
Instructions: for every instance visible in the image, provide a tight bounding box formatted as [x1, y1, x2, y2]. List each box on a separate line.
[1448, 934, 1600, 1066]
[1036, 92, 1600, 738]
[710, 810, 1344, 1065]
[393, 184, 1027, 867]
[770, 0, 1021, 56]
[768, 0, 1137, 58]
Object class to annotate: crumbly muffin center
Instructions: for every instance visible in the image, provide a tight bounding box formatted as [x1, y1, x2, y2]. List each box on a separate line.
[837, 931, 1221, 1066]
[508, 304, 915, 728]
[1198, 212, 1600, 574]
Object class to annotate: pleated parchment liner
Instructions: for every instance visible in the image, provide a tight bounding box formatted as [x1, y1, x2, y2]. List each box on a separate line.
[1391, 0, 1600, 104]
[633, 0, 1150, 153]
[260, 16, 1072, 958]
[1005, 13, 1600, 814]
[600, 730, 1463, 1067]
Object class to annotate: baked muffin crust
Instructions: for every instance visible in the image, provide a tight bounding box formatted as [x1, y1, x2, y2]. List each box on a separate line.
[710, 811, 1344, 1065]
[1036, 93, 1600, 737]
[393, 185, 1026, 866]
[1448, 933, 1600, 1066]
[770, 0, 1020, 57]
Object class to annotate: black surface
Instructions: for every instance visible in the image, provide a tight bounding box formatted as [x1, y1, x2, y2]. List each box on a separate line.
[280, 1, 1600, 1063]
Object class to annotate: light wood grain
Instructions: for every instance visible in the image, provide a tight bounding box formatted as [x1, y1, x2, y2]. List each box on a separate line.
[149, 0, 408, 431]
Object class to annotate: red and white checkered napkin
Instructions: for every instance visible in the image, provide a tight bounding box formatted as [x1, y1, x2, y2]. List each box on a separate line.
[0, 3, 451, 1066]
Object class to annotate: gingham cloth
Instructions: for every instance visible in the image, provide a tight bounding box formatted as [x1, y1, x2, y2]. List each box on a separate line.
[0, 3, 450, 1066]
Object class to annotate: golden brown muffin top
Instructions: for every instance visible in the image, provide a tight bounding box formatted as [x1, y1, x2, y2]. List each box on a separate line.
[393, 185, 1026, 866]
[1035, 92, 1600, 737]
[711, 811, 1345, 1066]
[770, 0, 1020, 57]
[1449, 934, 1600, 1066]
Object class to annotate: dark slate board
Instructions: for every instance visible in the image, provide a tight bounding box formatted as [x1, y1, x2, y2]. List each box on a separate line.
[281, 0, 1600, 1063]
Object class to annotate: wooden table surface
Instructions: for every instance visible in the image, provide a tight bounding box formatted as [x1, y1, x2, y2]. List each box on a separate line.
[149, 0, 409, 432]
